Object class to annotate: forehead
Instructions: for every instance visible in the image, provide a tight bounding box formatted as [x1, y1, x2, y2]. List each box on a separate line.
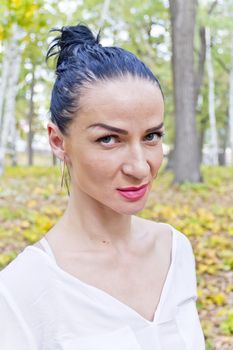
[77, 76, 164, 127]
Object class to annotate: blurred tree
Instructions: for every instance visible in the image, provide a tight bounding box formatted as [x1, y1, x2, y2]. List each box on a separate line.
[197, 0, 233, 165]
[206, 26, 219, 165]
[0, 0, 68, 171]
[0, 25, 23, 174]
[229, 36, 233, 164]
[1, 0, 232, 172]
[0, 0, 43, 173]
[27, 66, 35, 166]
[169, 0, 201, 182]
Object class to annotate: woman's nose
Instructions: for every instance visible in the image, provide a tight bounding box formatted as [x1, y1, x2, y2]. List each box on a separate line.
[121, 145, 150, 180]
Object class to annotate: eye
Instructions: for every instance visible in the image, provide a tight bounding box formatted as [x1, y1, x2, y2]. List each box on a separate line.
[95, 132, 164, 146]
[144, 132, 164, 142]
[96, 135, 119, 145]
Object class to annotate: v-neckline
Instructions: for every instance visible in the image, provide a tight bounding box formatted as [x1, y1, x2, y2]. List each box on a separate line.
[28, 224, 177, 325]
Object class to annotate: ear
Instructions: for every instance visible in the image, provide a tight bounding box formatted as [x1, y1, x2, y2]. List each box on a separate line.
[47, 122, 67, 161]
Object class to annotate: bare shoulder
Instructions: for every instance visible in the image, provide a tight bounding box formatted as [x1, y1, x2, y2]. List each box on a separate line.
[132, 215, 172, 247]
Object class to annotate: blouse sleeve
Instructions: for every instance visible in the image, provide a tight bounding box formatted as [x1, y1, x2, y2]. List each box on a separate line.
[0, 280, 37, 350]
[175, 234, 206, 350]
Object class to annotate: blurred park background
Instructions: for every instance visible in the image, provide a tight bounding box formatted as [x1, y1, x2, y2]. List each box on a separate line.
[0, 0, 233, 349]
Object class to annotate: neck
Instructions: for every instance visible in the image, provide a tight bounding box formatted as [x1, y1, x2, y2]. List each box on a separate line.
[58, 187, 133, 249]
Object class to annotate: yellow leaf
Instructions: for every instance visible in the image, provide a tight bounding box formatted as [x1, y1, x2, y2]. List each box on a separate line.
[208, 293, 226, 306]
[20, 220, 30, 229]
[24, 4, 38, 19]
[226, 284, 233, 293]
[0, 26, 4, 41]
[27, 200, 37, 208]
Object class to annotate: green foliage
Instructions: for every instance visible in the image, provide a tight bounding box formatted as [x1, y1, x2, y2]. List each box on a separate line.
[220, 312, 233, 335]
[0, 0, 44, 39]
[205, 338, 213, 350]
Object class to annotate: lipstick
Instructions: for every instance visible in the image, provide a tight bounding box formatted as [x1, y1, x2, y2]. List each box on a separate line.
[117, 184, 148, 201]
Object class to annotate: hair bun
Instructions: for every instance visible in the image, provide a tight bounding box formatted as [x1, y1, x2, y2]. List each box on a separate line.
[46, 24, 100, 67]
[60, 24, 99, 48]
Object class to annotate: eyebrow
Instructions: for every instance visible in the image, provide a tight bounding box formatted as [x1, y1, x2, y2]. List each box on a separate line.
[87, 122, 164, 135]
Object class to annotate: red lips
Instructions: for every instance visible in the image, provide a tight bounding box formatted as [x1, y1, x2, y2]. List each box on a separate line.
[117, 183, 148, 191]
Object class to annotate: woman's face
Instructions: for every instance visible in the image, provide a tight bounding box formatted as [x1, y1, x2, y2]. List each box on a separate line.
[63, 76, 164, 215]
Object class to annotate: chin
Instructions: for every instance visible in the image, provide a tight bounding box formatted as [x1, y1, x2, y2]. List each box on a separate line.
[110, 201, 148, 216]
[117, 208, 146, 216]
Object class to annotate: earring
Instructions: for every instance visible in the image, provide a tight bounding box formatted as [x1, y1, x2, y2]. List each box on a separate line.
[61, 159, 66, 189]
[60, 158, 70, 196]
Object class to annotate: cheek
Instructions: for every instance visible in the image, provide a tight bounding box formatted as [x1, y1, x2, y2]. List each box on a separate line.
[158, 146, 164, 165]
[71, 150, 117, 183]
[151, 146, 163, 171]
[153, 145, 163, 168]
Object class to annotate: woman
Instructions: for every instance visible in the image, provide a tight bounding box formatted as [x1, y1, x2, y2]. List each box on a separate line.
[0, 24, 205, 349]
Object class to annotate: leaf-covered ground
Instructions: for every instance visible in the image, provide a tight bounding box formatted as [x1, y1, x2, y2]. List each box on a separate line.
[0, 165, 232, 349]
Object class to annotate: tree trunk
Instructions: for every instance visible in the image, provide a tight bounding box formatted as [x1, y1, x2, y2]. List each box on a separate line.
[169, 0, 201, 183]
[229, 35, 233, 165]
[206, 27, 219, 165]
[0, 37, 21, 175]
[0, 42, 11, 175]
[194, 26, 206, 110]
[198, 117, 208, 164]
[0, 42, 10, 132]
[28, 69, 35, 166]
[9, 126, 18, 166]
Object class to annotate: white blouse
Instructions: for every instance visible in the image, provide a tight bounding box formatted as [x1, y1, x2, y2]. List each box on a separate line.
[0, 225, 205, 349]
